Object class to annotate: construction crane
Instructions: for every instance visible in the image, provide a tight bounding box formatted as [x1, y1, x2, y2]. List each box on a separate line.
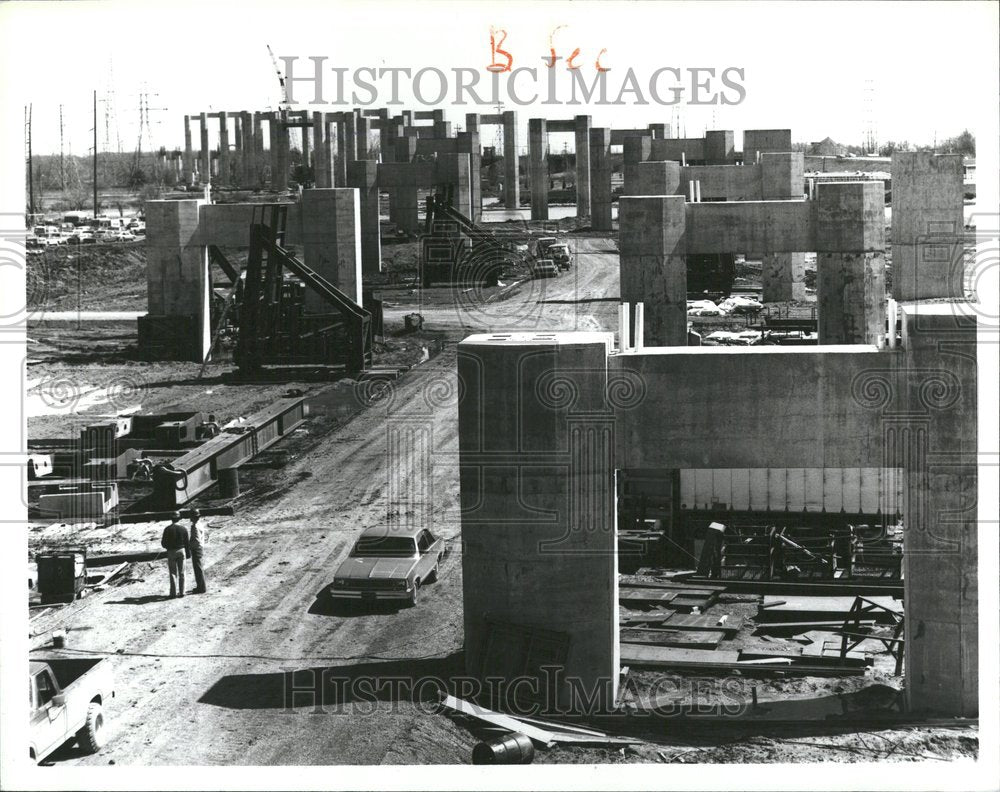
[266, 45, 290, 110]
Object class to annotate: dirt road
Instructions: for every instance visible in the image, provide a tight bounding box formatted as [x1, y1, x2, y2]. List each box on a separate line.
[32, 238, 623, 765]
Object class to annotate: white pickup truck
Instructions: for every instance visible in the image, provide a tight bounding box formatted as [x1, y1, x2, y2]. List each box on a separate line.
[30, 657, 114, 763]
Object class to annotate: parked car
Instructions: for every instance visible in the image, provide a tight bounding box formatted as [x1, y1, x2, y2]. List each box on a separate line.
[548, 242, 571, 270]
[532, 259, 560, 279]
[30, 657, 114, 763]
[534, 237, 558, 258]
[687, 299, 721, 316]
[328, 525, 446, 607]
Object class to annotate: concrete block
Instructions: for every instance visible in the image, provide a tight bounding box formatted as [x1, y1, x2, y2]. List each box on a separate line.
[760, 152, 804, 200]
[575, 115, 592, 217]
[705, 130, 735, 165]
[743, 129, 792, 161]
[633, 161, 682, 196]
[813, 181, 885, 253]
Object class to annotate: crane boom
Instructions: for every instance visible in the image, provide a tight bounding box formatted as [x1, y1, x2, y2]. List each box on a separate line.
[266, 44, 289, 109]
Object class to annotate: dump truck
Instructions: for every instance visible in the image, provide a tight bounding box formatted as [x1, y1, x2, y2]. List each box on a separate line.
[30, 657, 114, 763]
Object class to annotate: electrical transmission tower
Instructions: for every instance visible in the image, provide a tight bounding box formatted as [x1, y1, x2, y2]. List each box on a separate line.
[863, 79, 878, 155]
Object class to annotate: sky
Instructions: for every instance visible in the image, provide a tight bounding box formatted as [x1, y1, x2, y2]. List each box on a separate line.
[1, 0, 997, 156]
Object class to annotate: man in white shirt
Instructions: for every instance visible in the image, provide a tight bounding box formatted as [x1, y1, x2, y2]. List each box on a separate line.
[189, 509, 208, 594]
[697, 521, 726, 579]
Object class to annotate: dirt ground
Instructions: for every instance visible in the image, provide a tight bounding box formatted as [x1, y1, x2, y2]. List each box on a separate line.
[25, 236, 977, 765]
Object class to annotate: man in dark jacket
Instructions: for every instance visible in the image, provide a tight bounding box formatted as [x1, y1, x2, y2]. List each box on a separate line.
[161, 512, 190, 598]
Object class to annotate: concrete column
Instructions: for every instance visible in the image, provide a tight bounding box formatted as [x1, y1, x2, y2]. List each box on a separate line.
[705, 130, 735, 165]
[465, 113, 481, 135]
[300, 123, 310, 170]
[817, 252, 886, 344]
[619, 195, 687, 346]
[343, 111, 358, 169]
[198, 112, 210, 185]
[347, 159, 382, 276]
[334, 115, 347, 186]
[300, 188, 363, 309]
[574, 114, 592, 217]
[622, 136, 652, 195]
[502, 110, 519, 210]
[274, 113, 289, 191]
[240, 111, 253, 186]
[458, 332, 619, 712]
[267, 115, 279, 187]
[589, 128, 613, 232]
[528, 118, 548, 220]
[232, 114, 243, 186]
[891, 152, 965, 300]
[356, 114, 370, 160]
[218, 113, 230, 186]
[897, 306, 978, 716]
[312, 112, 329, 188]
[762, 253, 807, 301]
[250, 112, 262, 186]
[144, 199, 210, 362]
[815, 181, 886, 344]
[458, 131, 482, 222]
[182, 116, 193, 186]
[633, 161, 681, 196]
[438, 152, 474, 220]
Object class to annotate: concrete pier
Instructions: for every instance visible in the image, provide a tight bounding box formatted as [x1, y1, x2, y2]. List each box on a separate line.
[529, 118, 548, 221]
[589, 128, 613, 232]
[199, 112, 210, 185]
[503, 110, 519, 210]
[300, 188, 363, 309]
[817, 252, 887, 344]
[458, 332, 619, 711]
[574, 115, 592, 217]
[619, 195, 688, 346]
[218, 113, 230, 186]
[891, 152, 965, 300]
[347, 159, 382, 276]
[182, 116, 193, 185]
[144, 199, 210, 361]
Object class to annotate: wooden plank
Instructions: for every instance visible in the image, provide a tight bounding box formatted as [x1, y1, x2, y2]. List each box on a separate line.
[620, 644, 741, 668]
[620, 628, 723, 648]
[438, 695, 555, 746]
[761, 595, 901, 613]
[619, 575, 726, 594]
[619, 588, 678, 604]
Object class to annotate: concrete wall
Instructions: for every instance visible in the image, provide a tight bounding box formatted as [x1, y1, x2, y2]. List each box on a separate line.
[458, 332, 619, 711]
[891, 152, 965, 300]
[743, 129, 792, 160]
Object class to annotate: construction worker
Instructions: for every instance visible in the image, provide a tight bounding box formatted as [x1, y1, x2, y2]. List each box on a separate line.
[697, 521, 726, 579]
[160, 511, 191, 598]
[189, 508, 208, 594]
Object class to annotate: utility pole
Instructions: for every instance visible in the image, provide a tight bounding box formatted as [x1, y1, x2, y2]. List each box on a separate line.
[59, 104, 66, 189]
[26, 104, 34, 218]
[93, 89, 99, 219]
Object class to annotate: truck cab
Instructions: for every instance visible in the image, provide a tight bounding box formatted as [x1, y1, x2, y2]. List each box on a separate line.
[30, 657, 114, 763]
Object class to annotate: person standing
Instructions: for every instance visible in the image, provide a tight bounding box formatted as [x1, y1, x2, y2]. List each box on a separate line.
[189, 508, 208, 594]
[697, 521, 726, 579]
[160, 512, 190, 598]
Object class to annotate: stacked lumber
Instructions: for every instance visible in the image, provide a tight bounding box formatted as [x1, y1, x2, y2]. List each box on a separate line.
[619, 642, 868, 676]
[618, 575, 726, 613]
[437, 695, 642, 749]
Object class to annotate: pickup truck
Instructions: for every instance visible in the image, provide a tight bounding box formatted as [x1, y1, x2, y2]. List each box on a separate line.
[30, 657, 114, 763]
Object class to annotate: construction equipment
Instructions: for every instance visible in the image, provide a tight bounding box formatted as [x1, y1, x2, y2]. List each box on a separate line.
[420, 190, 525, 287]
[35, 547, 87, 603]
[235, 204, 374, 374]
